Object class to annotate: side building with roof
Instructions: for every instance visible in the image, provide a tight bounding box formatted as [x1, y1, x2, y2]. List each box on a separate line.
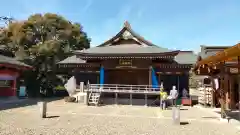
[194, 45, 240, 109]
[58, 21, 197, 96]
[0, 53, 32, 97]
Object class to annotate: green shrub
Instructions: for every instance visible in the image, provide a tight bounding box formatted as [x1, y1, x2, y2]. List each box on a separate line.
[54, 85, 66, 91]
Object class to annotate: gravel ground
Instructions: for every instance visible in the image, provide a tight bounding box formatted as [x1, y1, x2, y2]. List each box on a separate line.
[0, 99, 240, 135]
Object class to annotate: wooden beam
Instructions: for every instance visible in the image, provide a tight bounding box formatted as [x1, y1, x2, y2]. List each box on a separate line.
[197, 43, 240, 66]
[238, 56, 240, 120]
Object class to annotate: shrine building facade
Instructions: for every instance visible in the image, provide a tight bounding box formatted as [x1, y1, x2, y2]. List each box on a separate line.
[58, 22, 197, 95]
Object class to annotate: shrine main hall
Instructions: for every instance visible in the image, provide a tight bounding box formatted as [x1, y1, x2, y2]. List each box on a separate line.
[58, 22, 197, 95]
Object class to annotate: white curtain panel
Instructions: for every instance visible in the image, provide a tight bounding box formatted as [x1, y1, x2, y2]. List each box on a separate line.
[64, 76, 76, 96]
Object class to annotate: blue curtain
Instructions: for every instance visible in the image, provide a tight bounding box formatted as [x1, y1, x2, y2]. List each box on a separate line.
[100, 66, 105, 86]
[19, 86, 26, 97]
[151, 67, 159, 90]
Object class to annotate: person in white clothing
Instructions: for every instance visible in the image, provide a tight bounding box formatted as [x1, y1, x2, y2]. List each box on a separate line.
[169, 86, 178, 106]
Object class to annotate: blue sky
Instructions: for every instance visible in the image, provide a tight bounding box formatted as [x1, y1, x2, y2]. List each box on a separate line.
[1, 0, 240, 53]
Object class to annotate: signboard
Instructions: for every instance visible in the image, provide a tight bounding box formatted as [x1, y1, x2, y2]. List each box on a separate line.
[116, 59, 136, 68]
[229, 68, 238, 74]
[119, 59, 132, 66]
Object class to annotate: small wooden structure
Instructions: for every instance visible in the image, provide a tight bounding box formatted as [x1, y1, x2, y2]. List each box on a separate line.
[0, 54, 32, 97]
[194, 44, 240, 118]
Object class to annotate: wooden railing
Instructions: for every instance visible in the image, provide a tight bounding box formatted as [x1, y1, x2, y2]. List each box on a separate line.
[85, 84, 161, 94]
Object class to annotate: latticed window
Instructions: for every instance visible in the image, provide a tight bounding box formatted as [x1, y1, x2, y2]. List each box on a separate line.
[0, 80, 11, 87]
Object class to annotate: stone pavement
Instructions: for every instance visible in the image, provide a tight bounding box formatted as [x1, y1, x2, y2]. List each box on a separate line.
[0, 98, 27, 104]
[0, 99, 240, 135]
[193, 105, 240, 125]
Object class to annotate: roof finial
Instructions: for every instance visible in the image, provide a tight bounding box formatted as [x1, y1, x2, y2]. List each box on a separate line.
[124, 21, 131, 28]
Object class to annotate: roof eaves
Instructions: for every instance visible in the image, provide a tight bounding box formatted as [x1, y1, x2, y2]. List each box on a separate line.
[57, 55, 86, 64]
[75, 50, 180, 56]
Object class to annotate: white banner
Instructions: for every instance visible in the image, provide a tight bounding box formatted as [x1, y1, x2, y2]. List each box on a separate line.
[214, 78, 219, 90]
[64, 76, 76, 96]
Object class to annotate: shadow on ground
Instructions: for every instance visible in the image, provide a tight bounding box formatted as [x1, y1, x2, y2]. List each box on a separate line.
[180, 122, 189, 125]
[45, 115, 60, 119]
[180, 108, 188, 111]
[215, 110, 240, 122]
[202, 116, 219, 119]
[0, 97, 63, 111]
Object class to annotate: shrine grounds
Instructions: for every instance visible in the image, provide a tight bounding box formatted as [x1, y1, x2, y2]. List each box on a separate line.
[0, 99, 239, 135]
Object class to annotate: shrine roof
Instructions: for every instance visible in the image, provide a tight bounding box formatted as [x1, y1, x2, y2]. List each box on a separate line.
[57, 55, 86, 64]
[0, 55, 32, 69]
[198, 45, 231, 59]
[175, 51, 197, 65]
[76, 44, 173, 55]
[60, 21, 197, 65]
[58, 51, 197, 65]
[75, 21, 175, 55]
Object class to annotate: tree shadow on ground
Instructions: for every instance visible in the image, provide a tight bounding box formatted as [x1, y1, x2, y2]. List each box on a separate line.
[0, 97, 63, 111]
[215, 110, 240, 122]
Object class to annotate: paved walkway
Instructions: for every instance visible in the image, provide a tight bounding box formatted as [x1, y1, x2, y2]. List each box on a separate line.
[0, 100, 239, 135]
[0, 98, 27, 104]
[193, 105, 240, 124]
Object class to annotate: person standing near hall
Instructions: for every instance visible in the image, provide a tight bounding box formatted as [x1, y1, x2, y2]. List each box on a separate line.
[160, 87, 168, 110]
[169, 86, 178, 106]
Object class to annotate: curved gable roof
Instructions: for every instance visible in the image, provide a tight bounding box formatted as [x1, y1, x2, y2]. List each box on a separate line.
[75, 21, 176, 55]
[0, 55, 32, 69]
[98, 21, 157, 47]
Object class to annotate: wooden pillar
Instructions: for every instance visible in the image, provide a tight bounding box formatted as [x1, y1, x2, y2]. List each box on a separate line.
[130, 93, 132, 105]
[177, 75, 180, 94]
[149, 66, 152, 86]
[238, 75, 240, 121]
[145, 94, 148, 107]
[220, 62, 227, 118]
[224, 74, 230, 110]
[211, 77, 216, 108]
[229, 76, 235, 109]
[12, 78, 17, 97]
[238, 56, 240, 120]
[148, 66, 151, 106]
[115, 92, 118, 105]
[211, 89, 215, 108]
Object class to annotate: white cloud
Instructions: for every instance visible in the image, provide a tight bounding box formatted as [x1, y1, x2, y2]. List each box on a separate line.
[81, 0, 93, 14]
